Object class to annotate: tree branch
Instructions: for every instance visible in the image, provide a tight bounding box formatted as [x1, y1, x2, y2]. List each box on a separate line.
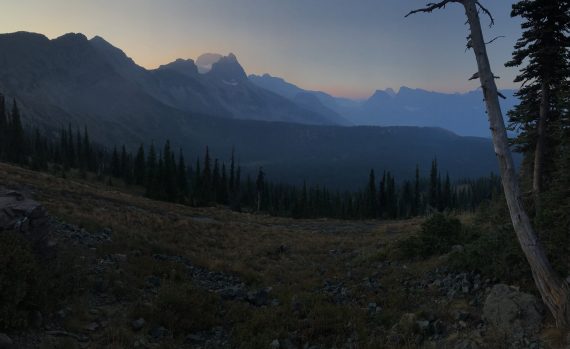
[485, 35, 505, 45]
[475, 1, 495, 27]
[404, 0, 459, 18]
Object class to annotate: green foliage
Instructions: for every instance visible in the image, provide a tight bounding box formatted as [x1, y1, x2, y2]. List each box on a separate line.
[398, 214, 463, 258]
[449, 224, 529, 281]
[0, 232, 42, 330]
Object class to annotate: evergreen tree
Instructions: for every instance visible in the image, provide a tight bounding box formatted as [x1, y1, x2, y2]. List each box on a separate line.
[256, 167, 265, 211]
[366, 169, 378, 218]
[429, 158, 438, 210]
[111, 147, 121, 178]
[8, 99, 26, 164]
[414, 164, 421, 215]
[177, 149, 188, 202]
[0, 94, 6, 160]
[506, 0, 570, 203]
[134, 144, 146, 185]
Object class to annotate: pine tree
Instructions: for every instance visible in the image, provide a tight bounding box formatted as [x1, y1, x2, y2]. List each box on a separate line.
[146, 143, 157, 190]
[111, 147, 121, 178]
[366, 169, 378, 218]
[229, 147, 235, 194]
[506, 0, 570, 205]
[8, 99, 26, 164]
[134, 144, 146, 185]
[414, 164, 421, 215]
[177, 149, 188, 202]
[220, 163, 228, 204]
[429, 158, 438, 210]
[256, 167, 265, 212]
[0, 93, 6, 160]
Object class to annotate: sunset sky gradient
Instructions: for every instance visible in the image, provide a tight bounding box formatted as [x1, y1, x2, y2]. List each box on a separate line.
[0, 0, 521, 99]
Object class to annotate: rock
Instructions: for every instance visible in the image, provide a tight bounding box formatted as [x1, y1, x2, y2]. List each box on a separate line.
[416, 320, 430, 334]
[368, 302, 380, 314]
[149, 326, 168, 341]
[399, 313, 418, 333]
[145, 275, 161, 288]
[483, 284, 543, 340]
[279, 338, 296, 349]
[132, 318, 145, 331]
[0, 190, 50, 244]
[84, 322, 99, 332]
[451, 245, 465, 253]
[112, 253, 127, 262]
[453, 338, 480, 349]
[247, 288, 271, 306]
[0, 333, 12, 349]
[455, 311, 470, 321]
[270, 339, 280, 348]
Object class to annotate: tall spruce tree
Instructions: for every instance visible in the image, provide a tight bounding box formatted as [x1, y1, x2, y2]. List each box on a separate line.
[8, 99, 26, 164]
[506, 0, 570, 207]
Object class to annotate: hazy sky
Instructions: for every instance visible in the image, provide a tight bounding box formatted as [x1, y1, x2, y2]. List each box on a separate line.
[0, 0, 521, 99]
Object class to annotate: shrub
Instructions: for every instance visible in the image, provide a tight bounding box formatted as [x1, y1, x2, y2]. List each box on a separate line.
[398, 214, 463, 258]
[449, 223, 529, 282]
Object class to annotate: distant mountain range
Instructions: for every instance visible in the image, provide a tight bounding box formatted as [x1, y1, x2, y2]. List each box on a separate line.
[0, 31, 507, 188]
[249, 74, 518, 137]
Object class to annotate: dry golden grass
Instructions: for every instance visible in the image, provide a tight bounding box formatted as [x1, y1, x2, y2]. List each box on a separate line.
[0, 162, 481, 348]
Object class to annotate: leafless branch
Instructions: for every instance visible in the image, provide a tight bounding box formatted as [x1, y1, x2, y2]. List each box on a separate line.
[475, 1, 495, 27]
[485, 35, 505, 45]
[404, 0, 458, 18]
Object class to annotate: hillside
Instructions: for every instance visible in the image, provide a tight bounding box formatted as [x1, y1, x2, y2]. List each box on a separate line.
[0, 162, 559, 349]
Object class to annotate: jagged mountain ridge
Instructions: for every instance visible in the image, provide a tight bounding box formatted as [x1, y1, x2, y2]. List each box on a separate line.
[0, 31, 503, 188]
[249, 74, 518, 137]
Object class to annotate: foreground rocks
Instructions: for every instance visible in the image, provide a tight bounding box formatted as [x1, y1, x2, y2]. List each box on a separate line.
[483, 284, 543, 341]
[0, 189, 49, 239]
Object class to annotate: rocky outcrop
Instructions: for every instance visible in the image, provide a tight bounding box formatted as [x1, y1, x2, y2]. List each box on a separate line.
[0, 189, 49, 239]
[483, 284, 543, 340]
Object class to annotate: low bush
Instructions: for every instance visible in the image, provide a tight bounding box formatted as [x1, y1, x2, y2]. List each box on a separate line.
[398, 214, 464, 258]
[449, 223, 529, 281]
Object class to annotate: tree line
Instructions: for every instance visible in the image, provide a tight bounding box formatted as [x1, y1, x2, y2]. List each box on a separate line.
[0, 94, 501, 220]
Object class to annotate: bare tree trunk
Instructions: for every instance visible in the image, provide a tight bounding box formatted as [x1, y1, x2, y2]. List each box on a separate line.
[533, 80, 549, 212]
[461, 0, 569, 328]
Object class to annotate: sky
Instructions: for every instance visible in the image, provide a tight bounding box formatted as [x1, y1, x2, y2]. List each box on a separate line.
[0, 0, 522, 99]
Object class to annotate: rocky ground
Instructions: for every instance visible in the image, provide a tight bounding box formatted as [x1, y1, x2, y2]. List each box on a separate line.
[0, 163, 567, 349]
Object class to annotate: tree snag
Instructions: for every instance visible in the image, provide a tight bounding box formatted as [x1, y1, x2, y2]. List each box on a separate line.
[406, 0, 570, 329]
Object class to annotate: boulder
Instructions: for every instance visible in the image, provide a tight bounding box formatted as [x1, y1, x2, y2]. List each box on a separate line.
[483, 284, 543, 340]
[0, 189, 49, 239]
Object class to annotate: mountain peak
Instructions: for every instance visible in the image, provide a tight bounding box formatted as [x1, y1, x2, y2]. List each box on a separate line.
[207, 53, 247, 82]
[54, 32, 88, 43]
[384, 88, 396, 98]
[158, 58, 198, 77]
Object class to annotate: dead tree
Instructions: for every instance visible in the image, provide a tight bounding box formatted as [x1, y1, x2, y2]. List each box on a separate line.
[406, 0, 570, 328]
